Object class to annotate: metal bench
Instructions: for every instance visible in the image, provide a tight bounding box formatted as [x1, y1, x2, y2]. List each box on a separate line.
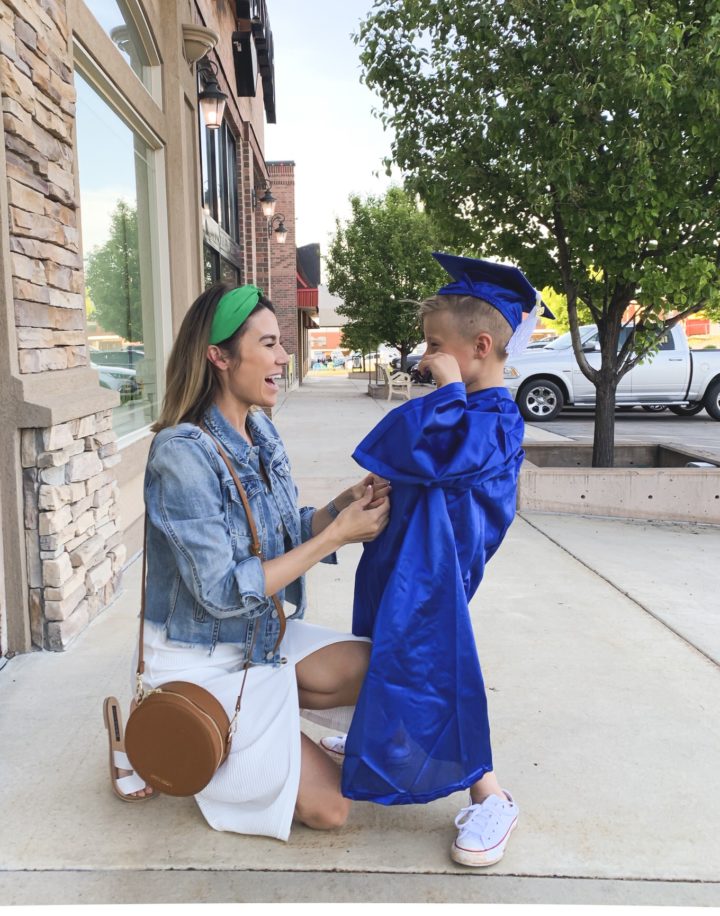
[367, 363, 412, 401]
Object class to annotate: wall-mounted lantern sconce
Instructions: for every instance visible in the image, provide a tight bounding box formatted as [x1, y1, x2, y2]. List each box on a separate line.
[269, 214, 288, 244]
[197, 58, 227, 130]
[258, 185, 277, 218]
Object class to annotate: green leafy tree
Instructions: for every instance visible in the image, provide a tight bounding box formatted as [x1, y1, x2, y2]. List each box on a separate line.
[358, 0, 720, 465]
[85, 200, 143, 345]
[326, 187, 448, 370]
[540, 287, 592, 335]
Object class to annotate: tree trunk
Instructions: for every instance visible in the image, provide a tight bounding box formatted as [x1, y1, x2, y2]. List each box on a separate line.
[400, 345, 409, 372]
[593, 377, 617, 467]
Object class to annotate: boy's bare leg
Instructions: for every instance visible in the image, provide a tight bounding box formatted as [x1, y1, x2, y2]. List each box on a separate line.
[470, 770, 507, 803]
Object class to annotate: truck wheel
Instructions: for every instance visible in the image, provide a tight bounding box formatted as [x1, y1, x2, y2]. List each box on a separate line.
[517, 379, 564, 422]
[703, 379, 720, 420]
[669, 402, 705, 417]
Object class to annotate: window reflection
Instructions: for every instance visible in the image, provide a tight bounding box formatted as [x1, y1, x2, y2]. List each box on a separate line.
[83, 0, 153, 91]
[76, 73, 159, 439]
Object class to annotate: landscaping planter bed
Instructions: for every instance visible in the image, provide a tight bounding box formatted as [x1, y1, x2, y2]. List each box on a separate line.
[518, 442, 720, 523]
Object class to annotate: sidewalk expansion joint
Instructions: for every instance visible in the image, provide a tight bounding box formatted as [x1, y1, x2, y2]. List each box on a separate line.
[1, 868, 718, 885]
[519, 513, 720, 670]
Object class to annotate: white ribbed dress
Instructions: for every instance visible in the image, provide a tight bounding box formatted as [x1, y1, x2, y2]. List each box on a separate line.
[138, 618, 361, 841]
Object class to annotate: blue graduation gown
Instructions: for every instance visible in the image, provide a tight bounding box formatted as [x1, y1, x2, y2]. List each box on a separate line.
[343, 383, 525, 804]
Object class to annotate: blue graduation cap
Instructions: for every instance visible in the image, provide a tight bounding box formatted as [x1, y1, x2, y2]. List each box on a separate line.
[431, 252, 555, 356]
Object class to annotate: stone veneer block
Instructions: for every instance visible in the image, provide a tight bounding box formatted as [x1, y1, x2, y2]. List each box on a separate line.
[21, 428, 41, 467]
[85, 557, 112, 593]
[92, 483, 114, 509]
[38, 504, 72, 536]
[39, 464, 66, 485]
[29, 588, 44, 647]
[68, 533, 104, 568]
[24, 528, 42, 589]
[95, 519, 117, 542]
[74, 508, 95, 536]
[45, 583, 86, 621]
[75, 415, 96, 438]
[37, 439, 84, 467]
[42, 550, 73, 587]
[67, 451, 103, 482]
[109, 544, 127, 571]
[42, 421, 74, 451]
[70, 495, 93, 520]
[84, 469, 114, 494]
[47, 601, 89, 649]
[45, 568, 85, 601]
[38, 483, 72, 510]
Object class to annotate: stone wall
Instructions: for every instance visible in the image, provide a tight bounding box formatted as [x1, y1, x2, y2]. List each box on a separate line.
[1, 0, 88, 372]
[2, 0, 124, 650]
[22, 412, 125, 649]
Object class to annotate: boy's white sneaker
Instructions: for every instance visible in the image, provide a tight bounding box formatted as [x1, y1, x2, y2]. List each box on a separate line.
[319, 735, 346, 762]
[451, 791, 519, 867]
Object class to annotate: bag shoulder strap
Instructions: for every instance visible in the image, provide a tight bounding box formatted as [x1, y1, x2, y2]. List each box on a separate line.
[200, 423, 287, 652]
[134, 421, 287, 712]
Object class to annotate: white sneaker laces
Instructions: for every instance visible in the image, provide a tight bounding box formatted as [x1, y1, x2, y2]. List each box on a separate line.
[455, 795, 513, 834]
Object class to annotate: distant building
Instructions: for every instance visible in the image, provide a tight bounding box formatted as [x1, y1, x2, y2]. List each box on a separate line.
[310, 285, 348, 359]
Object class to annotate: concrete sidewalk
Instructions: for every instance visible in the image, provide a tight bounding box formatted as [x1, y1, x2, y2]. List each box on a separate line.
[2, 376, 719, 905]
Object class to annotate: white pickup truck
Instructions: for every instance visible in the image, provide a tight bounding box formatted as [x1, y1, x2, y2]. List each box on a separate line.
[503, 324, 720, 422]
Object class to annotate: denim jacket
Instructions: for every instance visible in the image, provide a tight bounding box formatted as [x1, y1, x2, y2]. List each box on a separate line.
[143, 404, 336, 663]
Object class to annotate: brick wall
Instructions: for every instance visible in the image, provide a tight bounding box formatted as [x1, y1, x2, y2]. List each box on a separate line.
[267, 161, 298, 369]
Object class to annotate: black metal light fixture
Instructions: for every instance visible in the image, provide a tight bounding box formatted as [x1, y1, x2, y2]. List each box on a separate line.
[269, 213, 287, 244]
[197, 59, 227, 130]
[258, 185, 276, 218]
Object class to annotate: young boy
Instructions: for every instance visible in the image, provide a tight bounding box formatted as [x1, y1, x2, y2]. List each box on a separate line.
[320, 252, 553, 867]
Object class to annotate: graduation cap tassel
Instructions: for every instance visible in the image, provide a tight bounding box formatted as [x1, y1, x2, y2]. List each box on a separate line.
[505, 300, 540, 357]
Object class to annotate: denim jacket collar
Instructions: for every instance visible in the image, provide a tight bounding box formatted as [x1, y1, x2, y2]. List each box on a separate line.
[203, 403, 280, 469]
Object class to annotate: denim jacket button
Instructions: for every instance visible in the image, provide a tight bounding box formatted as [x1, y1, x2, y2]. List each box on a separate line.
[271, 608, 278, 619]
[265, 650, 274, 660]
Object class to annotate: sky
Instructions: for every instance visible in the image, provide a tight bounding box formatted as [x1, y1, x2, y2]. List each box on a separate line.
[263, 0, 399, 255]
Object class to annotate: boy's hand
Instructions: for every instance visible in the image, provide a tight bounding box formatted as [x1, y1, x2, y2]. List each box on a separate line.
[418, 352, 462, 388]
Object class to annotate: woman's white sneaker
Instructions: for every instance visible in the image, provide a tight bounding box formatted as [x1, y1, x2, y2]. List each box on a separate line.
[451, 791, 519, 867]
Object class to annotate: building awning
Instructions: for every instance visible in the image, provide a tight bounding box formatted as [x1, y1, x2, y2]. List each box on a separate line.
[297, 287, 318, 309]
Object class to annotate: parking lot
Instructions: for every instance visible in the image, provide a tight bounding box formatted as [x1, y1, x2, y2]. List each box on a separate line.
[540, 406, 720, 457]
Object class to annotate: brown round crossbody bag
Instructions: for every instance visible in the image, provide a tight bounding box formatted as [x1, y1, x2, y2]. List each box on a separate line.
[124, 430, 286, 797]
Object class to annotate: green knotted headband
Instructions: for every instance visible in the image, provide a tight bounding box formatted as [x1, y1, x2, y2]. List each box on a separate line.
[208, 285, 263, 344]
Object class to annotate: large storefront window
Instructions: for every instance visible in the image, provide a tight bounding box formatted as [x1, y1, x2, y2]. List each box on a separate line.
[200, 114, 243, 289]
[200, 120, 240, 241]
[83, 0, 159, 96]
[76, 72, 160, 439]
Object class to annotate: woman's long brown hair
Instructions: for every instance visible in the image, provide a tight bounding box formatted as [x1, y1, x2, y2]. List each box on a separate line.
[152, 283, 275, 432]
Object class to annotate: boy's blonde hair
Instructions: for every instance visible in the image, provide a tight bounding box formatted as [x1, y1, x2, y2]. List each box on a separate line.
[419, 294, 511, 358]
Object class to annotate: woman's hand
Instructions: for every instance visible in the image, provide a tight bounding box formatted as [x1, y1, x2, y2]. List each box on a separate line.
[346, 473, 391, 509]
[418, 351, 463, 388]
[332, 485, 390, 545]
